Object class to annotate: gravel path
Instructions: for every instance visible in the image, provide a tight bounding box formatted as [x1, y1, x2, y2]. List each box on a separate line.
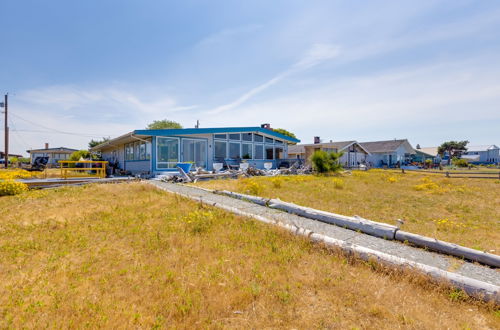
[148, 180, 500, 294]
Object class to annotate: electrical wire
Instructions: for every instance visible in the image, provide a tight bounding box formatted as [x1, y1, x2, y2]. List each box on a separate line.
[10, 113, 109, 138]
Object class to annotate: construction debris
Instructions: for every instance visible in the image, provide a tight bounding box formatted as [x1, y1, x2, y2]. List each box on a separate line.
[160, 162, 312, 183]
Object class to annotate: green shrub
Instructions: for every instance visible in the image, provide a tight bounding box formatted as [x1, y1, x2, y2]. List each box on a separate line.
[0, 180, 28, 196]
[311, 150, 344, 174]
[452, 158, 468, 168]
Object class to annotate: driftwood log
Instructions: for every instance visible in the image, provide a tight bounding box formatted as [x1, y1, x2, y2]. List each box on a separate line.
[213, 190, 500, 268]
[395, 231, 500, 268]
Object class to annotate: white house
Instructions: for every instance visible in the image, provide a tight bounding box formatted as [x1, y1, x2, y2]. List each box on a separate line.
[360, 139, 416, 167]
[461, 145, 499, 164]
[27, 144, 78, 167]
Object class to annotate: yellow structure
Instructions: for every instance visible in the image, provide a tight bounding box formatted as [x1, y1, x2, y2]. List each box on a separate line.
[58, 160, 108, 179]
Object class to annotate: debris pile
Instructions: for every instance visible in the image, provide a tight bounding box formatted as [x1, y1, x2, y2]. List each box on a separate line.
[160, 162, 312, 183]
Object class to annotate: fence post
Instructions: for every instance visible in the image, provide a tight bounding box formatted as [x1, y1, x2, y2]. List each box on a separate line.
[446, 171, 450, 178]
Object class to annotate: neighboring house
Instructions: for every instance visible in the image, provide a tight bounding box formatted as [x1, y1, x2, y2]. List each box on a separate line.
[413, 146, 438, 163]
[360, 139, 416, 167]
[90, 125, 300, 175]
[288, 140, 370, 167]
[27, 144, 78, 167]
[461, 145, 500, 164]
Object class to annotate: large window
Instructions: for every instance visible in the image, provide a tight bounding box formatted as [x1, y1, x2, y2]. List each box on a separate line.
[254, 134, 263, 142]
[229, 133, 240, 141]
[254, 145, 264, 160]
[229, 142, 241, 159]
[242, 133, 253, 142]
[214, 141, 227, 160]
[265, 137, 274, 144]
[242, 143, 252, 159]
[125, 140, 151, 161]
[182, 139, 207, 168]
[157, 137, 179, 169]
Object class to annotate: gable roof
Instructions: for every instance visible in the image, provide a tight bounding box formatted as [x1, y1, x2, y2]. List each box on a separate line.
[360, 139, 415, 154]
[27, 147, 78, 153]
[418, 147, 438, 156]
[466, 145, 499, 152]
[288, 141, 370, 155]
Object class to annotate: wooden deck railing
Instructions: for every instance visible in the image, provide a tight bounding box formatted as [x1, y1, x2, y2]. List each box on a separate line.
[58, 160, 108, 179]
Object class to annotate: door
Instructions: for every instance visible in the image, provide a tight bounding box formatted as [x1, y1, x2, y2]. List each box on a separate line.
[182, 139, 207, 168]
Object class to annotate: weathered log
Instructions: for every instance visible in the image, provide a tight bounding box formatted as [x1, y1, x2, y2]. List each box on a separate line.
[267, 199, 398, 240]
[213, 190, 270, 206]
[395, 231, 500, 268]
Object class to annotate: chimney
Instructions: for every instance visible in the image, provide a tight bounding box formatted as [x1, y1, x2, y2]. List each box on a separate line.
[45, 143, 49, 150]
[314, 136, 321, 144]
[260, 123, 271, 130]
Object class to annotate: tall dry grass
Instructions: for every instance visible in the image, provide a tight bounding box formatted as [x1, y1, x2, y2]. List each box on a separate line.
[0, 183, 498, 328]
[195, 171, 500, 252]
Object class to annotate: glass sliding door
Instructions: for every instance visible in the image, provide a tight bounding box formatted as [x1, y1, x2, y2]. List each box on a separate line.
[157, 137, 179, 169]
[182, 139, 207, 168]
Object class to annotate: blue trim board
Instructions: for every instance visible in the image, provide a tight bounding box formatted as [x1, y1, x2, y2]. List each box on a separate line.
[134, 127, 300, 143]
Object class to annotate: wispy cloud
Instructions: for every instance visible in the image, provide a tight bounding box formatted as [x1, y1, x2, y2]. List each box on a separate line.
[197, 24, 263, 47]
[207, 43, 340, 114]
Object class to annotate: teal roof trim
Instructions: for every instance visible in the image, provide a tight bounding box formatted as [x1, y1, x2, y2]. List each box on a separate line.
[134, 127, 300, 143]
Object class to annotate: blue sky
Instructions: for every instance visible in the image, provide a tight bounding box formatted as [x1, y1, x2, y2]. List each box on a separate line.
[1, 0, 499, 155]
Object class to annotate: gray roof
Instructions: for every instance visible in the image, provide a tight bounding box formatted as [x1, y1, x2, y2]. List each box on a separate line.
[27, 147, 78, 153]
[288, 141, 370, 155]
[466, 145, 499, 152]
[360, 139, 414, 154]
[288, 145, 305, 154]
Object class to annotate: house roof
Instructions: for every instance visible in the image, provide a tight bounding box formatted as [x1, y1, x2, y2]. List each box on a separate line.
[466, 145, 499, 152]
[418, 147, 438, 156]
[288, 141, 370, 155]
[288, 145, 305, 154]
[91, 127, 301, 151]
[27, 147, 78, 153]
[360, 139, 415, 154]
[133, 127, 300, 143]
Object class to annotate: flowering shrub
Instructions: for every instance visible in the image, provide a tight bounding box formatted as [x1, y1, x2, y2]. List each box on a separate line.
[0, 180, 28, 196]
[0, 169, 31, 180]
[240, 179, 264, 195]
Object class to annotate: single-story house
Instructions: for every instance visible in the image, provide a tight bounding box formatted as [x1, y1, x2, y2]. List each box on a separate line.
[27, 144, 78, 167]
[360, 139, 416, 167]
[461, 145, 499, 164]
[413, 146, 438, 163]
[90, 125, 300, 175]
[288, 140, 370, 167]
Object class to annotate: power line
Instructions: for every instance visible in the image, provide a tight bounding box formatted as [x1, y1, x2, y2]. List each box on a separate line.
[10, 113, 109, 138]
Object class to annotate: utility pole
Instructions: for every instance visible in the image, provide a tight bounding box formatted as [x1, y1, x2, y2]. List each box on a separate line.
[1, 94, 7, 168]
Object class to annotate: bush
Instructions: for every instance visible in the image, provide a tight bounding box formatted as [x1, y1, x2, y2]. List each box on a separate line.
[69, 150, 91, 161]
[311, 150, 344, 174]
[0, 180, 28, 196]
[452, 158, 468, 168]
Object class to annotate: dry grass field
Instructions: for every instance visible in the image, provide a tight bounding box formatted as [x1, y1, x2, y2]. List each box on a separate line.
[1, 183, 498, 328]
[195, 170, 500, 252]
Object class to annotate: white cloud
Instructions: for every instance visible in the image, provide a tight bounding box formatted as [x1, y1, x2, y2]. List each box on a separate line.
[4, 85, 196, 154]
[207, 43, 340, 114]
